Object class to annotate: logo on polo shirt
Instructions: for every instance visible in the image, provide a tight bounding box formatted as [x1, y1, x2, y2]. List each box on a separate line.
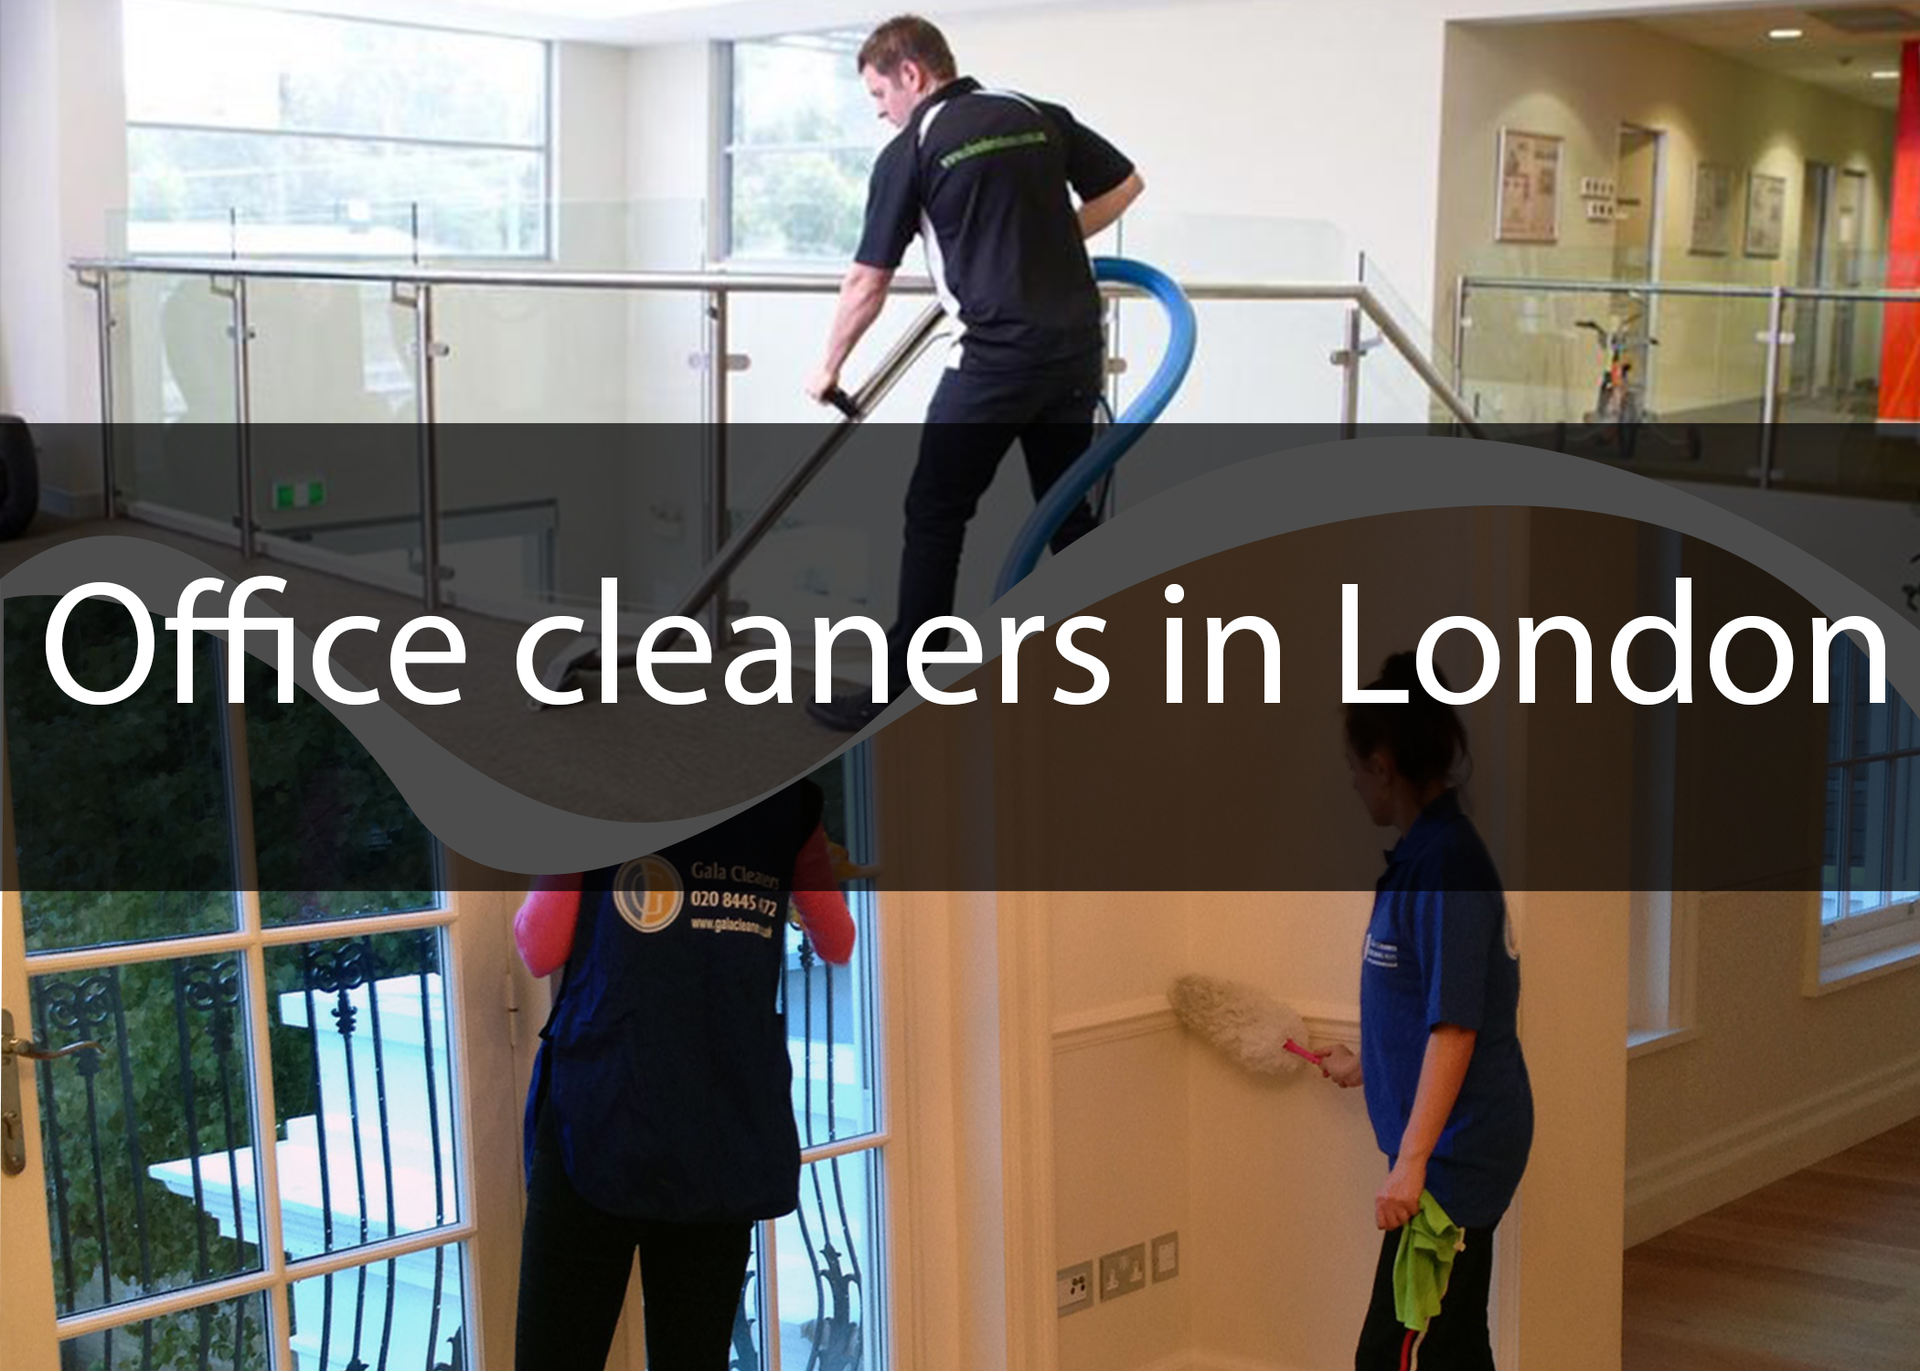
[1364, 934, 1399, 969]
[612, 854, 685, 933]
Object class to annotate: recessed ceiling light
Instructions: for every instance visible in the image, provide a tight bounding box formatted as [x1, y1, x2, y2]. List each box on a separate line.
[1872, 68, 1903, 79]
[1768, 27, 1805, 39]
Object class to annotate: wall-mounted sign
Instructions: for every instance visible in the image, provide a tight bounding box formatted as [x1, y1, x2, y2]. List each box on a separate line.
[1690, 163, 1738, 255]
[1496, 129, 1562, 244]
[1745, 171, 1787, 258]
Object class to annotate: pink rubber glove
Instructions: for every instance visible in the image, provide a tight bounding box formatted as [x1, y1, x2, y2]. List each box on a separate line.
[513, 872, 583, 977]
[791, 824, 856, 965]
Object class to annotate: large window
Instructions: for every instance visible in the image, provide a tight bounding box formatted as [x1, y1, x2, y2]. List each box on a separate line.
[725, 33, 886, 263]
[739, 751, 886, 1371]
[1821, 637, 1919, 961]
[4, 596, 491, 1371]
[124, 1, 549, 258]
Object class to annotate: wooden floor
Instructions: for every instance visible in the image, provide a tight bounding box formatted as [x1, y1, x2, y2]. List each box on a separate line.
[1623, 1116, 1920, 1371]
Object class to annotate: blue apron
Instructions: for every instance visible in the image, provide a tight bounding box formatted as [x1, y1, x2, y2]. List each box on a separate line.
[525, 781, 822, 1222]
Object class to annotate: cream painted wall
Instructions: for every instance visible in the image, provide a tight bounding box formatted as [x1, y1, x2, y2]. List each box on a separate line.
[1054, 1027, 1192, 1371]
[1048, 885, 1633, 1371]
[1625, 891, 1920, 1245]
[1436, 18, 1895, 422]
[1182, 893, 1385, 1371]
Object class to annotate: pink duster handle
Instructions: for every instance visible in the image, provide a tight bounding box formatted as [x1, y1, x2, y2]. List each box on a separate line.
[1283, 1038, 1324, 1067]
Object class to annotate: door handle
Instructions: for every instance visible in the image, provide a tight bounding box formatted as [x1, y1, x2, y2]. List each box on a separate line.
[2, 1008, 106, 1177]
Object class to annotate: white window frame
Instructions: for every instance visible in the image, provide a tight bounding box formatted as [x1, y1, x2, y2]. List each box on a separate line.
[717, 31, 879, 269]
[122, 2, 555, 262]
[748, 747, 892, 1371]
[1627, 889, 1699, 1057]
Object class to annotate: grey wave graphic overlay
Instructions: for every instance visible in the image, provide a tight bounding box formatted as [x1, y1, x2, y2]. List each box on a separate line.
[4, 435, 1914, 873]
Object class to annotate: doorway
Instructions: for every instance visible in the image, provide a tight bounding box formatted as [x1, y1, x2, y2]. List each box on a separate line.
[1613, 125, 1665, 410]
[1794, 163, 1870, 412]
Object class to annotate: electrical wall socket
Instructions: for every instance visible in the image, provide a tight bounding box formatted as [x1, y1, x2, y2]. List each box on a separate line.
[1057, 1261, 1093, 1316]
[1151, 1231, 1180, 1282]
[1098, 1244, 1148, 1301]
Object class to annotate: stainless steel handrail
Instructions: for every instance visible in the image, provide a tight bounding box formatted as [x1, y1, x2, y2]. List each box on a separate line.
[1462, 273, 1920, 304]
[69, 255, 1484, 430]
[69, 254, 1487, 610]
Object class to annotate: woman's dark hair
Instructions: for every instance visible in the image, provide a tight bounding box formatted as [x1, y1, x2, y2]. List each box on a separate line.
[1343, 651, 1471, 789]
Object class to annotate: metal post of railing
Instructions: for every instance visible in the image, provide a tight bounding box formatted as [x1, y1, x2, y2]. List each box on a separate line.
[1359, 289, 1484, 439]
[221, 276, 258, 558]
[668, 304, 948, 631]
[402, 281, 445, 610]
[701, 288, 732, 641]
[1106, 218, 1128, 417]
[1758, 285, 1784, 490]
[78, 269, 120, 518]
[1336, 304, 1364, 439]
[1452, 276, 1470, 424]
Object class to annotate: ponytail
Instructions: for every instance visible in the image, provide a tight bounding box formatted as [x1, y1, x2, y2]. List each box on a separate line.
[1343, 651, 1470, 789]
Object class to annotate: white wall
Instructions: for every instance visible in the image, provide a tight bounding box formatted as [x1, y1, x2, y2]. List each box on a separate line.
[1437, 17, 1895, 421]
[0, 0, 127, 509]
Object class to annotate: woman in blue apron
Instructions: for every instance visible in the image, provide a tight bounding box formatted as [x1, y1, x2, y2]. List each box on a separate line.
[513, 780, 856, 1371]
[1317, 653, 1534, 1371]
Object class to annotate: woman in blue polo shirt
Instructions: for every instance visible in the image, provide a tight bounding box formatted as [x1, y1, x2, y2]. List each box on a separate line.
[513, 780, 856, 1371]
[1318, 652, 1533, 1371]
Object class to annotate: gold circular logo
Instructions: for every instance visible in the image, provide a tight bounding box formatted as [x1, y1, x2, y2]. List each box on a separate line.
[611, 854, 684, 933]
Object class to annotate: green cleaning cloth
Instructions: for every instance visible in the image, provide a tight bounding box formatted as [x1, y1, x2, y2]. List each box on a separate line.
[1393, 1190, 1466, 1333]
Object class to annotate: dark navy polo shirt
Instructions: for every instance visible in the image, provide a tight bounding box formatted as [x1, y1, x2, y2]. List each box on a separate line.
[1359, 790, 1534, 1229]
[525, 781, 822, 1222]
[855, 75, 1135, 372]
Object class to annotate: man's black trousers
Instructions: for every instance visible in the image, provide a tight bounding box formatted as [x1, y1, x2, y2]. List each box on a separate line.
[886, 351, 1104, 688]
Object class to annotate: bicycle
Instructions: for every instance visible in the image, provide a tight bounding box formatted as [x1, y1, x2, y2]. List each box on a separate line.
[1554, 310, 1702, 464]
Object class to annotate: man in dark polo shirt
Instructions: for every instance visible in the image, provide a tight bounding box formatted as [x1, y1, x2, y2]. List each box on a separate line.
[804, 13, 1145, 731]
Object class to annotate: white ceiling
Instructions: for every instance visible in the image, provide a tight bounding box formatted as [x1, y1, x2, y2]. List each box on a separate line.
[180, 0, 1920, 107]
[1631, 4, 1920, 109]
[180, 0, 1053, 44]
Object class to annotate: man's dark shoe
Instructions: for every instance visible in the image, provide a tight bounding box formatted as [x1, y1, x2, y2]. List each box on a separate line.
[805, 693, 889, 733]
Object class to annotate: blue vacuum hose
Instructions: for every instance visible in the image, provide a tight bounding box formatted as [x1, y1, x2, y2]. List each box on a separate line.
[992, 256, 1196, 600]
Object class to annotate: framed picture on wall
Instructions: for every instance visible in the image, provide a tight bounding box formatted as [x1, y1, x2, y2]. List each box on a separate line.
[1496, 128, 1561, 244]
[1745, 171, 1787, 258]
[1690, 163, 1738, 255]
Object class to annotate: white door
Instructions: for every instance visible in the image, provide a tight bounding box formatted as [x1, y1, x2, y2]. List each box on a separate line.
[1, 596, 520, 1371]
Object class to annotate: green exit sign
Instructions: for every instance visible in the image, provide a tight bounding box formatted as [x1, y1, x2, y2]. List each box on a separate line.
[270, 477, 328, 511]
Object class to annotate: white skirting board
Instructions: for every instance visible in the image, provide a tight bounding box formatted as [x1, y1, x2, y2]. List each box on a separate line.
[1624, 1045, 1920, 1247]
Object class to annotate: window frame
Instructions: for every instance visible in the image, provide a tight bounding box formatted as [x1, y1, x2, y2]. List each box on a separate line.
[717, 30, 884, 270]
[121, 1, 555, 263]
[744, 743, 892, 1371]
[1627, 889, 1699, 1058]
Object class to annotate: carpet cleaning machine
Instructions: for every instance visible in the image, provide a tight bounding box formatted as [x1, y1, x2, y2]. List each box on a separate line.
[532, 256, 1198, 705]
